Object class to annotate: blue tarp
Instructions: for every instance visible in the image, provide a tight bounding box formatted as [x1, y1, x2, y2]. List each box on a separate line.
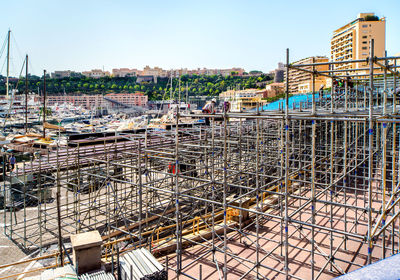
[335, 253, 400, 280]
[257, 93, 316, 111]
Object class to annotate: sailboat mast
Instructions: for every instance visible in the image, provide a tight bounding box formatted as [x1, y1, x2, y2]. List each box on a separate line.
[186, 81, 188, 104]
[170, 71, 173, 101]
[6, 30, 10, 98]
[178, 74, 181, 104]
[25, 54, 28, 134]
[43, 70, 47, 138]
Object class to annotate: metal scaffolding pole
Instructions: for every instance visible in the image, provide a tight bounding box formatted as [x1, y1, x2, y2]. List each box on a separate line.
[367, 38, 375, 265]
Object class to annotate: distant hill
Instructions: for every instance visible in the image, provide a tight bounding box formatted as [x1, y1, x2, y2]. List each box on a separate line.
[0, 74, 273, 101]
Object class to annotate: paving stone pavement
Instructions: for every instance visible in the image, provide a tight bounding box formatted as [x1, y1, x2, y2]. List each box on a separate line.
[0, 213, 40, 279]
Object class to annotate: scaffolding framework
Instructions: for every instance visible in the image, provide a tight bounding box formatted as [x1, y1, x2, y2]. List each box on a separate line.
[2, 42, 400, 279]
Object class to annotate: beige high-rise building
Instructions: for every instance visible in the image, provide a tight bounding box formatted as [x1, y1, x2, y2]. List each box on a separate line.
[331, 13, 386, 73]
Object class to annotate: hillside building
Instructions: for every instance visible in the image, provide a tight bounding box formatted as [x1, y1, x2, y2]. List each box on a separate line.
[112, 68, 139, 77]
[265, 83, 284, 98]
[46, 93, 147, 109]
[51, 70, 81, 79]
[82, 69, 111, 79]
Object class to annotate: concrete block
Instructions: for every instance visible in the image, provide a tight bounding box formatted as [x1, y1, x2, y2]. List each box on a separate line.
[70, 230, 103, 275]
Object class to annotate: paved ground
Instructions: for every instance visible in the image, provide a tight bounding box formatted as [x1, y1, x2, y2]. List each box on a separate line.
[0, 178, 395, 279]
[160, 188, 393, 279]
[0, 215, 42, 279]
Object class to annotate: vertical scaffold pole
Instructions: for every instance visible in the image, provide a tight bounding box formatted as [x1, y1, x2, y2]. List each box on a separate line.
[343, 117, 348, 250]
[311, 118, 316, 279]
[355, 81, 358, 110]
[345, 76, 348, 112]
[284, 48, 290, 279]
[38, 152, 43, 254]
[2, 154, 5, 236]
[223, 108, 228, 280]
[255, 109, 260, 277]
[383, 51, 388, 115]
[23, 161, 26, 249]
[381, 51, 388, 259]
[211, 118, 216, 262]
[367, 39, 375, 265]
[56, 142, 63, 266]
[329, 119, 334, 272]
[312, 57, 316, 115]
[175, 108, 181, 277]
[25, 55, 28, 134]
[279, 118, 284, 254]
[392, 120, 396, 255]
[138, 141, 143, 247]
[394, 60, 399, 251]
[393, 60, 397, 114]
[382, 121, 387, 259]
[397, 120, 400, 252]
[311, 56, 316, 280]
[354, 99, 359, 235]
[330, 64, 334, 114]
[238, 117, 243, 244]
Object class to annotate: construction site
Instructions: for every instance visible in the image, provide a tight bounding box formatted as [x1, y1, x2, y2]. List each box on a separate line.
[1, 42, 400, 279]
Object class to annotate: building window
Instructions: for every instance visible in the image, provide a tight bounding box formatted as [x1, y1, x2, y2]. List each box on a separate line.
[362, 41, 367, 44]
[362, 24, 368, 28]
[362, 47, 368, 50]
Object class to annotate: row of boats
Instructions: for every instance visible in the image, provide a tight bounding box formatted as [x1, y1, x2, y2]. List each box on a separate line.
[0, 96, 200, 153]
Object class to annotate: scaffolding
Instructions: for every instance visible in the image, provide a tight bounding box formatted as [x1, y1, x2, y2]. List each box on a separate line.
[2, 41, 400, 279]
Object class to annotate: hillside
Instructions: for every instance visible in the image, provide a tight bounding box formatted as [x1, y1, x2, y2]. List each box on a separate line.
[0, 74, 273, 100]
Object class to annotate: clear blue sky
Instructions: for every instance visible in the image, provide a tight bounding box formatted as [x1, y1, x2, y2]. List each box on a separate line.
[0, 0, 399, 76]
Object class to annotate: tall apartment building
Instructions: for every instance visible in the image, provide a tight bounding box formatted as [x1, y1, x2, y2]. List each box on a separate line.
[285, 56, 329, 94]
[331, 13, 386, 72]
